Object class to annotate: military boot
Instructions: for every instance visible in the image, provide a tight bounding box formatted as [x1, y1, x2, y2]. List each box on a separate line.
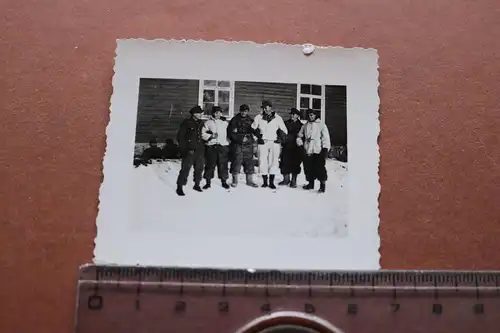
[231, 174, 239, 188]
[246, 174, 258, 188]
[278, 174, 290, 186]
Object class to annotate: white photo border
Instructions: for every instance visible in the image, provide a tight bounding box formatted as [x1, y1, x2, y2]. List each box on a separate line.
[94, 39, 381, 270]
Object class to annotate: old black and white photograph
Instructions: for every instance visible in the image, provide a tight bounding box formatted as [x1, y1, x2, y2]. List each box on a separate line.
[132, 78, 349, 237]
[95, 40, 380, 270]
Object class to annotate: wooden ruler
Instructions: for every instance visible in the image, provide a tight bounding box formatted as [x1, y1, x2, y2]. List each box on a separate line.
[75, 264, 500, 333]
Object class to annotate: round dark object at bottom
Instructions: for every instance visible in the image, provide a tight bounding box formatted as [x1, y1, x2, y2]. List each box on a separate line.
[258, 325, 321, 333]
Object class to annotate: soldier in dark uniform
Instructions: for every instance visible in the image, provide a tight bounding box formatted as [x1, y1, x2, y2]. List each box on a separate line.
[279, 108, 304, 188]
[175, 105, 205, 196]
[227, 104, 258, 187]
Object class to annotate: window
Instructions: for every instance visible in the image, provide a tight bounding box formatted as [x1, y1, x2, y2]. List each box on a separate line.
[198, 80, 234, 118]
[297, 84, 325, 122]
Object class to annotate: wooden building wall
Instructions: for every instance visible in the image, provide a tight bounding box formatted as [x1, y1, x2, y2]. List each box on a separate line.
[324, 85, 347, 147]
[134, 79, 348, 153]
[135, 78, 199, 143]
[234, 81, 297, 118]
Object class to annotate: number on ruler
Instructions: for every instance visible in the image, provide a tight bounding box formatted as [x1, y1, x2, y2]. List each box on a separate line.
[473, 303, 484, 314]
[87, 295, 103, 311]
[347, 303, 358, 315]
[432, 303, 442, 315]
[135, 299, 140, 311]
[304, 303, 315, 314]
[218, 301, 229, 313]
[174, 301, 186, 313]
[390, 303, 400, 313]
[260, 303, 271, 313]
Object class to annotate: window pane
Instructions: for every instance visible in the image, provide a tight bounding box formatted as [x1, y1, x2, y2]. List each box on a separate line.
[300, 97, 309, 109]
[203, 90, 215, 102]
[300, 84, 311, 94]
[311, 85, 322, 96]
[217, 80, 231, 88]
[203, 102, 214, 114]
[203, 80, 216, 87]
[218, 90, 230, 104]
[312, 98, 321, 110]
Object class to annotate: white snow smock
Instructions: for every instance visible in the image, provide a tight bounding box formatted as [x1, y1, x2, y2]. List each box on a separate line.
[201, 117, 230, 146]
[251, 112, 288, 141]
[296, 119, 331, 155]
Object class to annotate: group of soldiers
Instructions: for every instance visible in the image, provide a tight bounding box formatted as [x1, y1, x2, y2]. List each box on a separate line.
[175, 100, 331, 196]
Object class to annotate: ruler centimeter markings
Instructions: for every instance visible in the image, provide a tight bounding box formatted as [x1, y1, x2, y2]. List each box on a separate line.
[75, 265, 500, 333]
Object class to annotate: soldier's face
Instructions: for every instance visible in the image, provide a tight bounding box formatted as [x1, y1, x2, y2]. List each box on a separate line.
[240, 109, 249, 117]
[193, 112, 203, 120]
[291, 114, 299, 121]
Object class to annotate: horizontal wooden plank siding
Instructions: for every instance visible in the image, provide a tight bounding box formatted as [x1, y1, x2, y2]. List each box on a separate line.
[234, 81, 297, 118]
[134, 80, 347, 152]
[135, 78, 199, 143]
[324, 85, 347, 147]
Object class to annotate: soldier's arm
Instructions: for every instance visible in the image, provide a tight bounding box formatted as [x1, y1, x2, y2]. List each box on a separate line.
[176, 119, 188, 149]
[251, 116, 263, 139]
[296, 124, 305, 146]
[227, 118, 240, 143]
[251, 114, 260, 130]
[201, 121, 213, 141]
[278, 116, 288, 135]
[320, 124, 331, 150]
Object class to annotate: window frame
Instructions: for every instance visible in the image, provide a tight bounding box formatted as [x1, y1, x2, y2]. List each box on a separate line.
[198, 80, 235, 120]
[296, 83, 326, 124]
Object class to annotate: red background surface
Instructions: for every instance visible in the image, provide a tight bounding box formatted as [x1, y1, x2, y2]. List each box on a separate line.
[1, 0, 500, 332]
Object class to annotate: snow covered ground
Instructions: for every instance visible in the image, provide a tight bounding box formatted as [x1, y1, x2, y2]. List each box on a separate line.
[131, 159, 348, 239]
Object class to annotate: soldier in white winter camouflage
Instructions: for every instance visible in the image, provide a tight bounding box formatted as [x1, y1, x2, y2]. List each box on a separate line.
[296, 108, 331, 193]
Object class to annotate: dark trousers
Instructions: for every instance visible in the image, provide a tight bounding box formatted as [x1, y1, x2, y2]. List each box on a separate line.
[280, 146, 302, 175]
[230, 144, 255, 175]
[176, 148, 205, 186]
[203, 145, 229, 181]
[303, 153, 327, 182]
